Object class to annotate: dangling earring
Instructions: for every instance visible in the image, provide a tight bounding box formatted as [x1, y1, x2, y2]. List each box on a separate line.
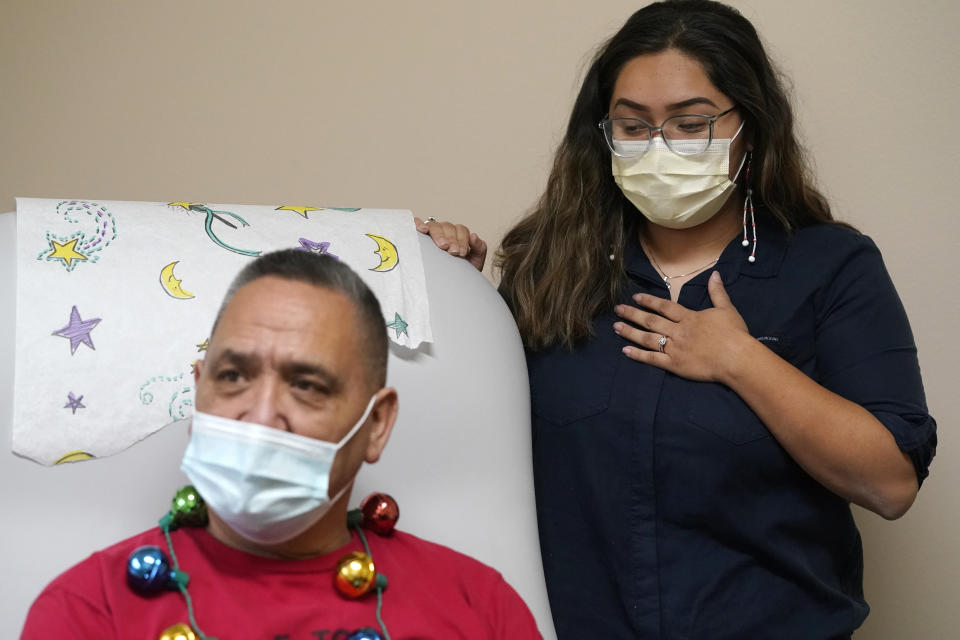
[740, 152, 757, 263]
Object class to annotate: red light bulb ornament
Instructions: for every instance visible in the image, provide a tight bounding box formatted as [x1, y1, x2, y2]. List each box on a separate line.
[360, 493, 399, 536]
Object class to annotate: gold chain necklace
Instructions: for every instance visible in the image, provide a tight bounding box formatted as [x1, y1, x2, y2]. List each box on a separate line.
[642, 242, 721, 290]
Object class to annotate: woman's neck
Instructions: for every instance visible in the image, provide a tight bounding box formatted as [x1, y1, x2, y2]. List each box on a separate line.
[639, 197, 742, 300]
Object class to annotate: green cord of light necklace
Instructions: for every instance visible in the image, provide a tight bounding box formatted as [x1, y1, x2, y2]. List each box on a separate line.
[152, 508, 391, 640]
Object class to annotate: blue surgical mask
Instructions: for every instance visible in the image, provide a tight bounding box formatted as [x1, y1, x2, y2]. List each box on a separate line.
[180, 396, 376, 545]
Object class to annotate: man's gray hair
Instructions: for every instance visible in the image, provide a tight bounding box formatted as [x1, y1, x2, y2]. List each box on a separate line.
[211, 249, 388, 387]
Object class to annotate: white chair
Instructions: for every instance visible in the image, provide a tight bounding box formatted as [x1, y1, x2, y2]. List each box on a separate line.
[0, 211, 556, 638]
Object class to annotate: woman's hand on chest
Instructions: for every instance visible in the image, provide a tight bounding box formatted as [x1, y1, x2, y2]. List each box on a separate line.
[614, 270, 753, 384]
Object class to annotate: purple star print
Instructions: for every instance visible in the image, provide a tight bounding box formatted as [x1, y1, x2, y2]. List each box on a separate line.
[295, 237, 339, 259]
[64, 392, 85, 414]
[52, 305, 101, 354]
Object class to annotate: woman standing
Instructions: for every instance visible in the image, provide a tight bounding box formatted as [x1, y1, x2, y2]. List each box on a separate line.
[419, 1, 936, 637]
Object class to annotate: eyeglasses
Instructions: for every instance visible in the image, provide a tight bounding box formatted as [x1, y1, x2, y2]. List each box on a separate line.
[599, 106, 737, 158]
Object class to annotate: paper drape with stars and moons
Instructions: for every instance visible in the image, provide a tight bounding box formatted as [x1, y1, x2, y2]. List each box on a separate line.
[13, 198, 432, 466]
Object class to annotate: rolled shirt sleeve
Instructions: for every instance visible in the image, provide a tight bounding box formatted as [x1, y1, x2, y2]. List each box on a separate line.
[814, 234, 937, 483]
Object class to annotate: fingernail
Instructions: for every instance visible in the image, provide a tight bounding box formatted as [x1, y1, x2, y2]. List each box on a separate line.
[614, 305, 623, 315]
[710, 271, 721, 282]
[622, 347, 631, 355]
[633, 293, 643, 302]
[613, 322, 622, 333]
[448, 244, 459, 253]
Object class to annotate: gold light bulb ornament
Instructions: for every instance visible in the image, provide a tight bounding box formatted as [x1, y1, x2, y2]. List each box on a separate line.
[334, 551, 378, 598]
[157, 623, 198, 640]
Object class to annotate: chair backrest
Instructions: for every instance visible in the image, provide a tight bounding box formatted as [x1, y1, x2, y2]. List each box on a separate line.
[0, 212, 556, 638]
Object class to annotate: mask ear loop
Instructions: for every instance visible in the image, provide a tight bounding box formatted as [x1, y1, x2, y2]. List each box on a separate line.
[740, 152, 757, 263]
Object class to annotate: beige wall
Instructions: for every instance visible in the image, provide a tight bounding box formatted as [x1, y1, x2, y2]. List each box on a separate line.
[1, 0, 957, 636]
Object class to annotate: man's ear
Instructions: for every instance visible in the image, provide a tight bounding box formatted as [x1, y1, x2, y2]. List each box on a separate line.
[187, 360, 205, 436]
[364, 387, 399, 464]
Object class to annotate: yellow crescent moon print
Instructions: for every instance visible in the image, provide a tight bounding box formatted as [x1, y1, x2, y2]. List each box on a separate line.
[159, 261, 196, 299]
[55, 450, 94, 464]
[366, 233, 399, 272]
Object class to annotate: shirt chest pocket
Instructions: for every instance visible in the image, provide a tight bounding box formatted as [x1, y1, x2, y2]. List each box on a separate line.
[756, 334, 803, 363]
[684, 331, 812, 445]
[528, 339, 620, 426]
[685, 381, 772, 445]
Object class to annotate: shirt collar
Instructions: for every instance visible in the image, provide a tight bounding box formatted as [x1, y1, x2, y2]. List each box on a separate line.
[624, 215, 789, 287]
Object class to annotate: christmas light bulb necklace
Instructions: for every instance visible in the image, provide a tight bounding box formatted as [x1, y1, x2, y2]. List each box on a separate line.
[127, 486, 399, 640]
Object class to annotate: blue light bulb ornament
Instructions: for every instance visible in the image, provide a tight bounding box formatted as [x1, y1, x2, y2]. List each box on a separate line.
[127, 545, 190, 596]
[347, 629, 383, 640]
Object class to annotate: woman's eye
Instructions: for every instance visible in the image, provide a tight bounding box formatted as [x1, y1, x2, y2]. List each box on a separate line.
[669, 116, 710, 133]
[615, 121, 648, 137]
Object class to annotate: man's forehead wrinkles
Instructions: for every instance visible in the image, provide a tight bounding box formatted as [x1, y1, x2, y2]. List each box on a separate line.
[245, 316, 314, 330]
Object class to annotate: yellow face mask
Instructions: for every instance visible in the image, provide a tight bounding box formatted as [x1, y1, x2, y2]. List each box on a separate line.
[611, 124, 746, 229]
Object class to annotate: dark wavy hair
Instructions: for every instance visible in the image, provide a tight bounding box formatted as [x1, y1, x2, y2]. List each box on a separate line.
[496, 0, 844, 349]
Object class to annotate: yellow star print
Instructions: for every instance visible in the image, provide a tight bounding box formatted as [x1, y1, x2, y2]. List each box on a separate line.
[168, 202, 201, 211]
[47, 238, 88, 267]
[275, 205, 319, 218]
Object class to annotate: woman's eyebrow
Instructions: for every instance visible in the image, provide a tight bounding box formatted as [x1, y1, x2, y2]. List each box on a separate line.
[612, 97, 650, 112]
[612, 96, 720, 112]
[665, 96, 719, 111]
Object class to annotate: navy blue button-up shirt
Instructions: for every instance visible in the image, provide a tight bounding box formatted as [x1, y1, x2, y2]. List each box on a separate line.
[527, 221, 936, 639]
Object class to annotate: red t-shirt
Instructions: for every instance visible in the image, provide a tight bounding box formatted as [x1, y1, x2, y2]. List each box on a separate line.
[21, 526, 542, 639]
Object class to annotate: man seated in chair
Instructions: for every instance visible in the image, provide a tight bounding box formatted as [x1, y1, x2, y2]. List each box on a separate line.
[22, 249, 542, 639]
